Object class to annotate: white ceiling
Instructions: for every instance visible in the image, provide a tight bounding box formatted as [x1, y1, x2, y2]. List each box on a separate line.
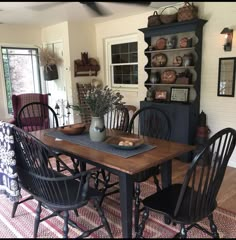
[0, 2, 179, 27]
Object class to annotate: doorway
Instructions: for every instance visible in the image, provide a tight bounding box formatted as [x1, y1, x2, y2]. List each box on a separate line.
[43, 42, 69, 126]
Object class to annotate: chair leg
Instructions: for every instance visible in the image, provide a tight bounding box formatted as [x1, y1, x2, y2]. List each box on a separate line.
[179, 224, 187, 238]
[11, 202, 18, 218]
[56, 159, 61, 172]
[208, 213, 219, 238]
[34, 201, 42, 238]
[94, 169, 101, 190]
[63, 211, 69, 238]
[94, 199, 113, 238]
[153, 175, 161, 191]
[93, 169, 119, 207]
[99, 170, 111, 206]
[74, 209, 79, 217]
[134, 182, 141, 233]
[11, 195, 34, 218]
[71, 157, 80, 174]
[135, 207, 149, 238]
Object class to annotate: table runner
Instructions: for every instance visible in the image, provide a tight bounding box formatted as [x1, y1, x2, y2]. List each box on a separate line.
[46, 130, 156, 158]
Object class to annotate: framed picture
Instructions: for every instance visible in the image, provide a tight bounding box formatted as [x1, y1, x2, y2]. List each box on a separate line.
[155, 90, 168, 101]
[170, 87, 189, 103]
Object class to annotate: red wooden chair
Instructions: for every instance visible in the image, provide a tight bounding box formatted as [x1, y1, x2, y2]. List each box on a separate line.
[10, 93, 49, 126]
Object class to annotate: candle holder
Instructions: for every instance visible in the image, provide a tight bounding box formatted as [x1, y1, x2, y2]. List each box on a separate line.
[55, 99, 71, 126]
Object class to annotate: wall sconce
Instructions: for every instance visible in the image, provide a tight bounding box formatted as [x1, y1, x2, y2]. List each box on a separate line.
[220, 27, 233, 51]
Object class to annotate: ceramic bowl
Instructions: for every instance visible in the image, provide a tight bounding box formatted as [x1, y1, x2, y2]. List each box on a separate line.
[59, 123, 86, 135]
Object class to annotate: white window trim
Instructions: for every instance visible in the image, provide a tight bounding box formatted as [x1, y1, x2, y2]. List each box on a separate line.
[105, 34, 138, 92]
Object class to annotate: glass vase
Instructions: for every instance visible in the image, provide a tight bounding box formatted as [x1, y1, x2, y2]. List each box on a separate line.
[89, 116, 106, 142]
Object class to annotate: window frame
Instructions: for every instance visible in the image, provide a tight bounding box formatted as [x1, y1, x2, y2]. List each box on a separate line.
[105, 34, 138, 90]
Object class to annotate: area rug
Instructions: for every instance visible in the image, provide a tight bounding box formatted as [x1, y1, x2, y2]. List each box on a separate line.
[0, 155, 235, 238]
[0, 184, 235, 238]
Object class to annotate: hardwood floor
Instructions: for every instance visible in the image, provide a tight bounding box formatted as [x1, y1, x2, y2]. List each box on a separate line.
[171, 159, 236, 213]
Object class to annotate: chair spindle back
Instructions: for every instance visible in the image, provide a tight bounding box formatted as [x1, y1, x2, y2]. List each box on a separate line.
[17, 102, 59, 132]
[175, 127, 236, 222]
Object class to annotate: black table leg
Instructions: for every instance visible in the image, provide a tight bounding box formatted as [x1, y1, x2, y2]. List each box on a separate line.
[80, 161, 86, 172]
[161, 160, 172, 224]
[119, 173, 133, 238]
[161, 160, 172, 188]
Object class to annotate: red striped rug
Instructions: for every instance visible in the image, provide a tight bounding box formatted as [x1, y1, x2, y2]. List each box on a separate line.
[0, 186, 235, 238]
[0, 158, 235, 238]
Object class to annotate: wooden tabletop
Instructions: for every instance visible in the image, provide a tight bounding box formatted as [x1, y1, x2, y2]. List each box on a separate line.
[31, 128, 195, 175]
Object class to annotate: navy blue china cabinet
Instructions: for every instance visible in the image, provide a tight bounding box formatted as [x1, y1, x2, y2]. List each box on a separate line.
[139, 19, 207, 162]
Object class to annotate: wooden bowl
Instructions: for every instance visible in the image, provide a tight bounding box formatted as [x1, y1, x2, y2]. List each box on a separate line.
[59, 123, 86, 135]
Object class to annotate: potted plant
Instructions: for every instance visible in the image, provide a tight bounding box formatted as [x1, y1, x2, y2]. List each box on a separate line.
[38, 46, 62, 81]
[72, 86, 125, 142]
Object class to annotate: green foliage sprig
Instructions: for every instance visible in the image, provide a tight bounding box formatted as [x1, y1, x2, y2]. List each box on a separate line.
[72, 86, 125, 117]
[37, 46, 63, 67]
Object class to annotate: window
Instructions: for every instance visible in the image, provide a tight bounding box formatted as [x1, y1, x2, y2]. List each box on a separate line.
[106, 34, 138, 89]
[1, 47, 42, 114]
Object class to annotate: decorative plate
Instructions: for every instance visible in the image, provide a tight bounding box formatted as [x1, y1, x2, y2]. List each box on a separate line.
[179, 37, 192, 48]
[106, 136, 144, 150]
[156, 38, 167, 50]
[152, 53, 168, 67]
[161, 70, 176, 84]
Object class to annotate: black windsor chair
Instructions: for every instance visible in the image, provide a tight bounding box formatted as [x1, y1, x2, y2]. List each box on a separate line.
[12, 102, 76, 218]
[127, 105, 172, 233]
[136, 127, 236, 238]
[12, 126, 113, 238]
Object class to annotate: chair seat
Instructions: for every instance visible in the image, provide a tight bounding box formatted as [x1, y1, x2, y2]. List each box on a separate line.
[143, 183, 217, 224]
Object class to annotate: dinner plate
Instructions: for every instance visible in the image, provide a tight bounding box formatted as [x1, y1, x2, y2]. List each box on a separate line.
[106, 136, 144, 150]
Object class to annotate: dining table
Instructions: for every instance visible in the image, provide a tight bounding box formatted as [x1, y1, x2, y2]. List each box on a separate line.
[31, 127, 195, 238]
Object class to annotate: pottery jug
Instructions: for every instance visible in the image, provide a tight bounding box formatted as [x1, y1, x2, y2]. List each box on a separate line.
[146, 88, 154, 101]
[89, 116, 106, 142]
[167, 36, 177, 49]
[149, 72, 159, 84]
[183, 54, 193, 67]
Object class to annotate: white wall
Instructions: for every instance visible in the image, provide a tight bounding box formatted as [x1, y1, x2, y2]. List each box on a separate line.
[199, 2, 236, 167]
[95, 2, 236, 167]
[67, 21, 97, 123]
[95, 12, 149, 112]
[0, 24, 41, 119]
